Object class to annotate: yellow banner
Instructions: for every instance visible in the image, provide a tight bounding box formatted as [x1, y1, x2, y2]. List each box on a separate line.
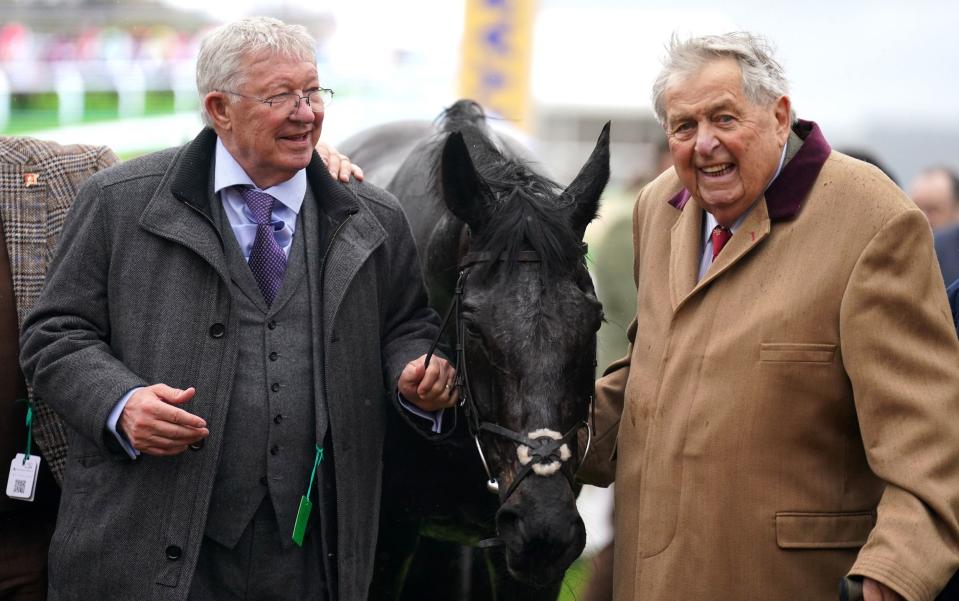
[458, 0, 537, 131]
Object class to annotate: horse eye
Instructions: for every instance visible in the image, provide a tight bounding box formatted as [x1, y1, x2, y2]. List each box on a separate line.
[465, 322, 483, 338]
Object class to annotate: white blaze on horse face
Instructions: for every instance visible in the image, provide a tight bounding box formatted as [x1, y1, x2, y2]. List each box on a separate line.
[516, 428, 573, 477]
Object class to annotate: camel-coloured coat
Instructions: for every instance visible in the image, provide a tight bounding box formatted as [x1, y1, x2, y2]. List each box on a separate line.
[579, 121, 959, 601]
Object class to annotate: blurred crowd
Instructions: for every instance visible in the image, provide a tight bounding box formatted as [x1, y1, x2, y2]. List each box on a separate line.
[0, 22, 199, 65]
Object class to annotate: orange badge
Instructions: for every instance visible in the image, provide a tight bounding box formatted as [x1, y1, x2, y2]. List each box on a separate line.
[23, 173, 39, 187]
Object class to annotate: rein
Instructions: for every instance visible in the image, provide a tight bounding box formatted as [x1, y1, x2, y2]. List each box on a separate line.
[423, 247, 596, 508]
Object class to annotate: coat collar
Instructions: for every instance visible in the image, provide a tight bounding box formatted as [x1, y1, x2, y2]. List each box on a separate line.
[142, 128, 363, 280]
[666, 119, 831, 222]
[168, 128, 358, 224]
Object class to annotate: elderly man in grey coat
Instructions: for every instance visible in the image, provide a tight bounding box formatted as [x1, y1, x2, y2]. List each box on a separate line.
[19, 17, 455, 601]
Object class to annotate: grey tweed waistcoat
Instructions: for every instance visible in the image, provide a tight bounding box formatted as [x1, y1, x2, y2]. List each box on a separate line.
[204, 185, 328, 550]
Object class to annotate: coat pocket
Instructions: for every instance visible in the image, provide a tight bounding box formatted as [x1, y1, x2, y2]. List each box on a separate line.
[760, 342, 837, 363]
[775, 511, 875, 549]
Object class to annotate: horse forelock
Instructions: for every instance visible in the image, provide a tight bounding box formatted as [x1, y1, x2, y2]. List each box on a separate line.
[428, 120, 583, 277]
[473, 178, 583, 279]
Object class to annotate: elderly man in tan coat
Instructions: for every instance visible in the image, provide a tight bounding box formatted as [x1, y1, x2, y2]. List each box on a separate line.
[579, 33, 959, 601]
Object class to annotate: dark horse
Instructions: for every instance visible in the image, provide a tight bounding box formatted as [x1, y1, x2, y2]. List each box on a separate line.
[339, 100, 610, 600]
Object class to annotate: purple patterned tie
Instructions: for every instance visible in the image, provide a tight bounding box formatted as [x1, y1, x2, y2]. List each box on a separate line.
[239, 187, 287, 306]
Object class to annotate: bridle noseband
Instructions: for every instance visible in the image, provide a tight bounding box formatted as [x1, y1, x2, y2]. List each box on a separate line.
[424, 248, 595, 505]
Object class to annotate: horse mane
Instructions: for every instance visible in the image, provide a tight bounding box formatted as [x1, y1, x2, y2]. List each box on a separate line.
[433, 101, 584, 277]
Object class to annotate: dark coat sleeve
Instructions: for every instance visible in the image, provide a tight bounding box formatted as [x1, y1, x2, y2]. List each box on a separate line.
[347, 181, 451, 438]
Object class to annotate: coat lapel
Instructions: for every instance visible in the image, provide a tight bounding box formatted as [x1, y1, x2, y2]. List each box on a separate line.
[138, 129, 230, 283]
[695, 199, 771, 293]
[322, 205, 385, 332]
[669, 194, 703, 311]
[670, 192, 773, 313]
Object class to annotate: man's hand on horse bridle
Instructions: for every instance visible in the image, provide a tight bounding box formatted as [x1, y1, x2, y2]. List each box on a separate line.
[398, 354, 459, 412]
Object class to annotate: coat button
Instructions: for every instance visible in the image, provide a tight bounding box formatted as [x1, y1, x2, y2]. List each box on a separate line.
[260, 476, 268, 486]
[269, 351, 278, 361]
[208, 323, 225, 338]
[267, 320, 277, 330]
[189, 439, 205, 451]
[270, 445, 279, 456]
[271, 382, 280, 392]
[166, 545, 182, 560]
[274, 414, 283, 424]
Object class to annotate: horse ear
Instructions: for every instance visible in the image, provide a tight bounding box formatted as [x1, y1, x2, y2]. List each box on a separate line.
[562, 122, 611, 239]
[440, 131, 493, 232]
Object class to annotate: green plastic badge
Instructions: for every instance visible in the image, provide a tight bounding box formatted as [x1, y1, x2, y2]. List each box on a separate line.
[291, 445, 324, 547]
[292, 495, 312, 546]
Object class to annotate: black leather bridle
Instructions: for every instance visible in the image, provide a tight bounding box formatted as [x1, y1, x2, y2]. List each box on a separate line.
[423, 248, 595, 507]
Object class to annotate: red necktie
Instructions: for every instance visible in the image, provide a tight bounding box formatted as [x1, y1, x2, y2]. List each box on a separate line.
[711, 225, 732, 261]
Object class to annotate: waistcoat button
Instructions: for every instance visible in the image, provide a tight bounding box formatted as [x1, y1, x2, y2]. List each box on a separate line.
[208, 323, 225, 338]
[269, 351, 278, 361]
[270, 445, 279, 456]
[271, 382, 280, 392]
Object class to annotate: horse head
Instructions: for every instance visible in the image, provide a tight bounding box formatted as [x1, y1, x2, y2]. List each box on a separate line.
[435, 105, 610, 585]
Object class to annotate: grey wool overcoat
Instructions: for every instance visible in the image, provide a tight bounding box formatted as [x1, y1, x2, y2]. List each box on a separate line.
[19, 128, 440, 601]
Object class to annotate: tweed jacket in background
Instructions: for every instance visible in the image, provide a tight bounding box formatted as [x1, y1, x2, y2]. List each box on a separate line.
[0, 136, 118, 482]
[579, 121, 959, 601]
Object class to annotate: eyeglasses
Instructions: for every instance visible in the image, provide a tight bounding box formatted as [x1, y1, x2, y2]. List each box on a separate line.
[221, 87, 334, 113]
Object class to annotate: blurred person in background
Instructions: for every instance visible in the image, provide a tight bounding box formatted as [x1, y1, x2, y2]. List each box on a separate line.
[837, 148, 899, 187]
[0, 136, 117, 601]
[910, 166, 959, 231]
[18, 16, 451, 601]
[578, 32, 959, 601]
[911, 167, 959, 284]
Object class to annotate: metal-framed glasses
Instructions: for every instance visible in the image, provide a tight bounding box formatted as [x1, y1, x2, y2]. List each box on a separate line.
[221, 87, 334, 113]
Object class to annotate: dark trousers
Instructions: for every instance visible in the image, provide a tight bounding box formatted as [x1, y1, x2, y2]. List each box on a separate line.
[0, 509, 56, 601]
[189, 498, 327, 601]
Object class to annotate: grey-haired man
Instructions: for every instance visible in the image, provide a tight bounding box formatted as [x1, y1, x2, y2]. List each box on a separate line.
[578, 32, 959, 601]
[20, 17, 454, 601]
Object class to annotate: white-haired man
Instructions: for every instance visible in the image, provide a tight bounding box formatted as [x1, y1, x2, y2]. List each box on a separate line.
[579, 33, 959, 601]
[20, 17, 455, 601]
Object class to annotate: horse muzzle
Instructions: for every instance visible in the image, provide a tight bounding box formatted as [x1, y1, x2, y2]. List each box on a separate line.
[493, 472, 586, 585]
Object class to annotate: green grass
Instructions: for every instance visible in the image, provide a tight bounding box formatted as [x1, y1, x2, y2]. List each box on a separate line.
[2, 91, 191, 135]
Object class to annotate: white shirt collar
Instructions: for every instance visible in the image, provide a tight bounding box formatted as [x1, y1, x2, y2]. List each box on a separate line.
[213, 138, 306, 215]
